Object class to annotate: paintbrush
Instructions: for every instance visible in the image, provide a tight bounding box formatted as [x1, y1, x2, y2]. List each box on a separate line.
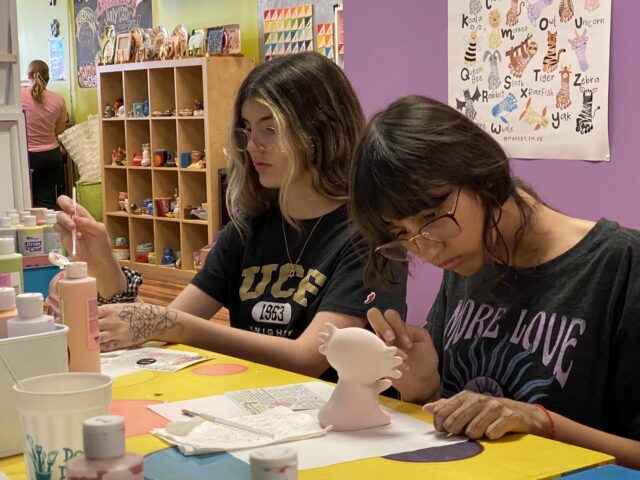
[181, 409, 274, 438]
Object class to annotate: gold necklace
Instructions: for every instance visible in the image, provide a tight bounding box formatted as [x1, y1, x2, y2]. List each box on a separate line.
[281, 214, 325, 278]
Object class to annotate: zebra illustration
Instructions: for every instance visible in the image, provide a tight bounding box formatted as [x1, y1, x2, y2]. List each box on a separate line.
[456, 87, 482, 120]
[543, 31, 565, 73]
[492, 93, 518, 124]
[576, 86, 600, 134]
[484, 50, 502, 91]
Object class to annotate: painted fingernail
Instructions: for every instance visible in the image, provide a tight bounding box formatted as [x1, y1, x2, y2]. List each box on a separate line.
[383, 330, 395, 343]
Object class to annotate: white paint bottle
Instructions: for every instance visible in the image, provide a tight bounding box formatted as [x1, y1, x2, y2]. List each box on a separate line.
[17, 215, 44, 256]
[7, 293, 55, 337]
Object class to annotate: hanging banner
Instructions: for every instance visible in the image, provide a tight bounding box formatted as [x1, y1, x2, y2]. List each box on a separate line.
[448, 0, 611, 161]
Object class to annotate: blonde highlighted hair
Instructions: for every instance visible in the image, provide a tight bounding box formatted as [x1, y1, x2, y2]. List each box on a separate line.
[225, 52, 365, 232]
[28, 60, 50, 104]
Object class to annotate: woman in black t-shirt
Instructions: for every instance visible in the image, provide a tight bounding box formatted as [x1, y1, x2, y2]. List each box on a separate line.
[55, 53, 406, 379]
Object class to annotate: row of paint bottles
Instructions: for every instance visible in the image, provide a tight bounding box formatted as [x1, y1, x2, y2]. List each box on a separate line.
[0, 209, 62, 257]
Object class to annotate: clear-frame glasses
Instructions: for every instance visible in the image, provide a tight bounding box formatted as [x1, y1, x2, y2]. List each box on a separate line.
[233, 126, 279, 152]
[375, 188, 462, 262]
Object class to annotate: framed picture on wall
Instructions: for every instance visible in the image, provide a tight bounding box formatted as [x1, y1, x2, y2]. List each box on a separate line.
[115, 33, 132, 63]
[206, 26, 226, 55]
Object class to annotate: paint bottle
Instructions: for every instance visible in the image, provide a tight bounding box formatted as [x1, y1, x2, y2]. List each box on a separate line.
[58, 261, 100, 372]
[65, 415, 144, 480]
[8, 213, 20, 228]
[0, 217, 17, 252]
[7, 293, 55, 337]
[29, 207, 47, 225]
[250, 447, 298, 480]
[18, 211, 29, 223]
[0, 287, 16, 339]
[0, 237, 23, 295]
[43, 212, 63, 254]
[17, 215, 44, 256]
[5, 208, 17, 216]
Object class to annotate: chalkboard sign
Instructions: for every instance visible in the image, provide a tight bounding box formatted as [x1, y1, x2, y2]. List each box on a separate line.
[74, 0, 152, 88]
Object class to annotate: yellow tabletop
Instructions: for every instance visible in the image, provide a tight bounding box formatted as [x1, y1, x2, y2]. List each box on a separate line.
[0, 345, 613, 480]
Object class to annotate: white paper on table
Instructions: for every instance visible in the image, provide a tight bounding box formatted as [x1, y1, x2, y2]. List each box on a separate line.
[100, 347, 210, 378]
[148, 382, 468, 470]
[152, 406, 328, 455]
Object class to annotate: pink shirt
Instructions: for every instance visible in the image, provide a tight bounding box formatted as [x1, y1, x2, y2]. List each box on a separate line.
[21, 87, 67, 152]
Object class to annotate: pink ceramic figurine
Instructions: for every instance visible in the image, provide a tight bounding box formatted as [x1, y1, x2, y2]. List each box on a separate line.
[317, 323, 402, 431]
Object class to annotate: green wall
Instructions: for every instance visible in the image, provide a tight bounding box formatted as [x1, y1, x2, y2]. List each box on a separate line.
[18, 0, 259, 124]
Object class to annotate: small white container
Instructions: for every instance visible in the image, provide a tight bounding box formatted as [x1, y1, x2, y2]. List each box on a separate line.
[250, 446, 298, 480]
[0, 324, 69, 458]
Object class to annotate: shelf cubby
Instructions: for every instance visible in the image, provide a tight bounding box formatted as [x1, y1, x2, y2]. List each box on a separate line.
[127, 168, 152, 208]
[181, 223, 209, 271]
[101, 120, 126, 166]
[177, 118, 205, 154]
[175, 65, 204, 112]
[123, 69, 149, 115]
[103, 168, 127, 213]
[149, 68, 176, 114]
[125, 119, 150, 165]
[100, 71, 123, 108]
[153, 170, 179, 201]
[155, 220, 181, 266]
[151, 119, 177, 158]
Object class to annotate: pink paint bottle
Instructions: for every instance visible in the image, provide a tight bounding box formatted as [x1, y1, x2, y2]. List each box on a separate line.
[65, 415, 144, 480]
[58, 261, 100, 372]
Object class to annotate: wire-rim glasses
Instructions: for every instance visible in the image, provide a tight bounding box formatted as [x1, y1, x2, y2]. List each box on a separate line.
[375, 188, 462, 262]
[233, 126, 279, 152]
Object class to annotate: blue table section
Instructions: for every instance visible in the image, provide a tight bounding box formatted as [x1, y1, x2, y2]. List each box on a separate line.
[23, 265, 59, 298]
[563, 465, 640, 478]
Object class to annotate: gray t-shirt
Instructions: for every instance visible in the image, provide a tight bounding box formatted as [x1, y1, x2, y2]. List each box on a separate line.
[425, 219, 640, 440]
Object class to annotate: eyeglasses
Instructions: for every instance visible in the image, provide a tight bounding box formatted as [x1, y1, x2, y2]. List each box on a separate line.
[375, 188, 462, 262]
[233, 126, 279, 152]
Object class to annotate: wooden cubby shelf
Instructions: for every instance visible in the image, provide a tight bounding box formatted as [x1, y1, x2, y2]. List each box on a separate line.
[99, 56, 255, 278]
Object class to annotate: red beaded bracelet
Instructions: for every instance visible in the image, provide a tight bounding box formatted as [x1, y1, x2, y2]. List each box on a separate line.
[532, 403, 556, 439]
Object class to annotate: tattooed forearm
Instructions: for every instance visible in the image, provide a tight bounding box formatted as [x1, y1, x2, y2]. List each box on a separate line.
[118, 304, 180, 343]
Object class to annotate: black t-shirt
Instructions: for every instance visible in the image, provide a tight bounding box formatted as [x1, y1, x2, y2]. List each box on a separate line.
[192, 205, 407, 371]
[425, 219, 640, 440]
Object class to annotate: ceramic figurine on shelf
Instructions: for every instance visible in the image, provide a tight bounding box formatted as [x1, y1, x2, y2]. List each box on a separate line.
[172, 24, 189, 57]
[104, 103, 115, 118]
[151, 26, 168, 60]
[131, 27, 146, 62]
[188, 29, 205, 56]
[99, 25, 116, 64]
[317, 323, 403, 431]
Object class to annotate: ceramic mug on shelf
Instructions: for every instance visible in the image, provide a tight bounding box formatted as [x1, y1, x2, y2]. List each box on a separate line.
[180, 152, 191, 168]
[154, 149, 172, 167]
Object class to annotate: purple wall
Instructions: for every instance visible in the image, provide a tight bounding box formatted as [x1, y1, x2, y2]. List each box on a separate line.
[345, 1, 640, 325]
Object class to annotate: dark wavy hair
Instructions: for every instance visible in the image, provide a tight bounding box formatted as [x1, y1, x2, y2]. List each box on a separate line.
[349, 95, 541, 287]
[226, 52, 365, 232]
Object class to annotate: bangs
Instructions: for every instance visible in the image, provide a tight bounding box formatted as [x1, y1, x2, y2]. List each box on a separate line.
[351, 132, 447, 246]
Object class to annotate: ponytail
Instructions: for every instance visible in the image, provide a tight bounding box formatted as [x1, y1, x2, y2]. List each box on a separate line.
[27, 60, 50, 104]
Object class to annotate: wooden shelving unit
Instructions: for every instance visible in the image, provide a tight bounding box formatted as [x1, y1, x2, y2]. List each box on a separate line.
[98, 56, 254, 280]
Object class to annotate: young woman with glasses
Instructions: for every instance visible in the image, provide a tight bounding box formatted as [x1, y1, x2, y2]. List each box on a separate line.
[349, 95, 640, 467]
[54, 52, 406, 380]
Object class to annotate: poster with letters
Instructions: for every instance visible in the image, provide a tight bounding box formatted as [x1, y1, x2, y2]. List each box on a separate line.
[448, 0, 611, 161]
[74, 0, 152, 88]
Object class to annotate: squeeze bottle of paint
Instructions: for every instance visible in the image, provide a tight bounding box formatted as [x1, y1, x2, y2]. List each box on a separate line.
[58, 261, 100, 372]
[65, 415, 144, 480]
[0, 237, 23, 295]
[0, 287, 16, 339]
[7, 293, 55, 337]
[17, 215, 44, 256]
[43, 212, 63, 254]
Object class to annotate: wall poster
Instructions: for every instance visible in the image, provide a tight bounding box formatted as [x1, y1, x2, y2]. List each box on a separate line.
[448, 0, 611, 161]
[74, 0, 152, 88]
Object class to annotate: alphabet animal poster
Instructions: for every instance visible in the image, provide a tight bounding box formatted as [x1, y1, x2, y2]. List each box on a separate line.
[448, 0, 611, 161]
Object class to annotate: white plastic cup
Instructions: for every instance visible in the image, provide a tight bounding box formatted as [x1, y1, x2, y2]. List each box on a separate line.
[13, 372, 112, 480]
